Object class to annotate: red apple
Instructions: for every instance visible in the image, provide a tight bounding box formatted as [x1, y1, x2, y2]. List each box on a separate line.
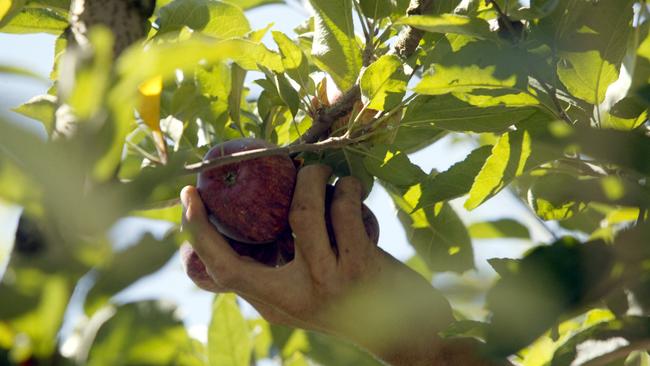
[196, 138, 297, 244]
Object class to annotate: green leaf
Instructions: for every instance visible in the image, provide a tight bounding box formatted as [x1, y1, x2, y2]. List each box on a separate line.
[416, 145, 493, 209]
[387, 183, 475, 273]
[0, 65, 47, 81]
[468, 219, 530, 239]
[363, 145, 426, 188]
[86, 301, 198, 365]
[305, 331, 383, 366]
[84, 232, 178, 315]
[0, 273, 71, 359]
[208, 295, 252, 366]
[227, 0, 283, 9]
[401, 95, 537, 133]
[414, 39, 530, 96]
[157, 0, 251, 38]
[486, 238, 614, 357]
[551, 316, 650, 366]
[552, 0, 635, 105]
[358, 0, 409, 20]
[272, 31, 311, 91]
[396, 14, 495, 40]
[529, 174, 650, 219]
[0, 0, 26, 28]
[12, 95, 57, 134]
[465, 116, 560, 210]
[0, 6, 67, 34]
[359, 54, 407, 111]
[308, 0, 362, 90]
[391, 124, 446, 153]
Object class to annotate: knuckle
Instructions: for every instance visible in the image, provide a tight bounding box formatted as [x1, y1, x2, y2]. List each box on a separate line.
[338, 176, 362, 194]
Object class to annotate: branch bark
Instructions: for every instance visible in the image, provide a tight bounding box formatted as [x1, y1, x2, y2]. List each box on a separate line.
[581, 340, 650, 366]
[184, 136, 363, 174]
[298, 0, 434, 144]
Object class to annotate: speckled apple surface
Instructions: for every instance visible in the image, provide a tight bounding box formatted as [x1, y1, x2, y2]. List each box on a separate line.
[197, 139, 297, 244]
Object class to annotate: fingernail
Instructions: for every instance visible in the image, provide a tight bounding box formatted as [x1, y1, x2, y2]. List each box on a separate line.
[180, 187, 191, 208]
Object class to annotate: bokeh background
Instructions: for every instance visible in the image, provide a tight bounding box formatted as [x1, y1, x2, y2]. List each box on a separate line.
[0, 1, 550, 351]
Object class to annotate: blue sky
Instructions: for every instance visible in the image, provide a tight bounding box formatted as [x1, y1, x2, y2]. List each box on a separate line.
[0, 3, 549, 346]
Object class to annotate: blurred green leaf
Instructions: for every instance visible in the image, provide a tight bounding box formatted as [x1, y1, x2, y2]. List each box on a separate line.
[0, 6, 67, 34]
[552, 316, 650, 366]
[308, 0, 362, 90]
[157, 0, 251, 38]
[208, 295, 252, 366]
[84, 232, 179, 315]
[305, 331, 383, 366]
[86, 301, 200, 365]
[416, 145, 492, 209]
[360, 54, 407, 111]
[0, 65, 47, 81]
[468, 219, 530, 239]
[486, 237, 614, 357]
[0, 0, 26, 28]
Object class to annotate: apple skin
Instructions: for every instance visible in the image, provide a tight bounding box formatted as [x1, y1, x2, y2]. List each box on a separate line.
[181, 238, 280, 290]
[278, 184, 380, 263]
[197, 138, 297, 244]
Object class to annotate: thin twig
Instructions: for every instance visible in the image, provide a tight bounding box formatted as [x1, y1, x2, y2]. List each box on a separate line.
[184, 136, 366, 174]
[580, 340, 650, 366]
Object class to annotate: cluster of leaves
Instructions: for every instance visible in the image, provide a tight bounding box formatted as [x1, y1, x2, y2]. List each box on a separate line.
[1, 0, 650, 365]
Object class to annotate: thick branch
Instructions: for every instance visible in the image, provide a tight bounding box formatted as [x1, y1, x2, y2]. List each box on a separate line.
[299, 0, 434, 144]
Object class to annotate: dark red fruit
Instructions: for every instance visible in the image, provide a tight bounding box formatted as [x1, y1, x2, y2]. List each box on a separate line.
[197, 138, 297, 244]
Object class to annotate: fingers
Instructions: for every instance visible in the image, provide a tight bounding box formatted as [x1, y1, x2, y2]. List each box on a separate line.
[181, 186, 285, 300]
[288, 165, 336, 273]
[331, 177, 373, 272]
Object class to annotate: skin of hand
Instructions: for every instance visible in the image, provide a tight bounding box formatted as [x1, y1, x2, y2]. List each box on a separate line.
[181, 164, 509, 366]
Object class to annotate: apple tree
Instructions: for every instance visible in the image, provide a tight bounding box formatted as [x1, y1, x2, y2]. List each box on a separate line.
[1, 0, 650, 365]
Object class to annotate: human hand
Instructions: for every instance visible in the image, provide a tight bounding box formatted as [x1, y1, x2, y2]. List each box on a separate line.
[181, 165, 505, 366]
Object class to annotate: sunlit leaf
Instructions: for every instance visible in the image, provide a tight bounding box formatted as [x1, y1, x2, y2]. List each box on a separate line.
[396, 14, 495, 40]
[360, 54, 407, 111]
[416, 145, 492, 209]
[308, 0, 362, 90]
[157, 0, 251, 38]
[208, 295, 252, 366]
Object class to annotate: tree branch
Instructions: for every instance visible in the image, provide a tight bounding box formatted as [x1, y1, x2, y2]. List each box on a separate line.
[184, 136, 364, 174]
[581, 340, 650, 366]
[298, 0, 434, 144]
